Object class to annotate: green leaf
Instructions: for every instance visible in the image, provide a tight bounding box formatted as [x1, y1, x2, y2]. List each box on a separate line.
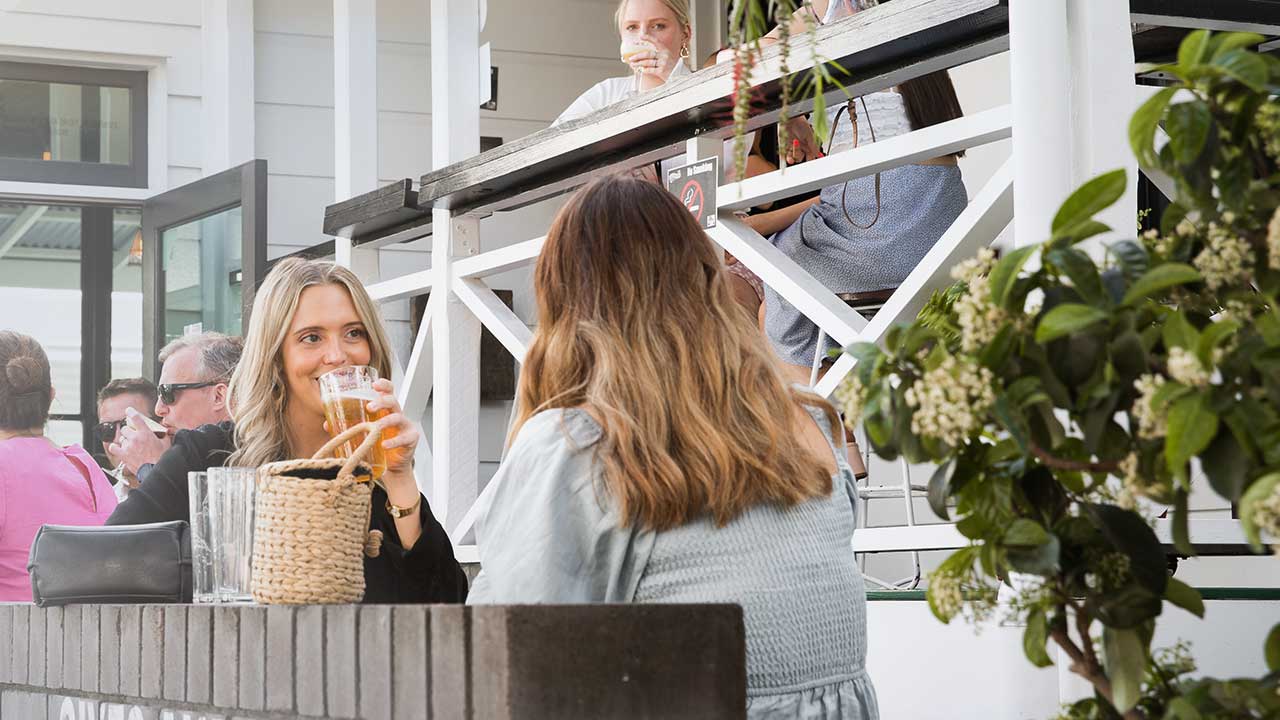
[1129, 88, 1177, 165]
[1051, 169, 1127, 238]
[988, 245, 1038, 309]
[1163, 311, 1201, 352]
[1165, 393, 1219, 479]
[1034, 303, 1109, 343]
[1210, 32, 1265, 61]
[1007, 533, 1061, 575]
[1086, 504, 1169, 595]
[978, 322, 1018, 371]
[1023, 609, 1054, 668]
[1166, 102, 1213, 165]
[1122, 263, 1201, 306]
[1177, 29, 1212, 68]
[1173, 489, 1195, 557]
[1196, 319, 1238, 367]
[1164, 576, 1205, 618]
[1103, 627, 1147, 713]
[1240, 473, 1280, 551]
[1201, 429, 1250, 502]
[1164, 697, 1203, 720]
[1047, 248, 1106, 306]
[1109, 240, 1149, 283]
[1265, 623, 1280, 672]
[1004, 518, 1050, 547]
[1214, 49, 1269, 91]
[1053, 219, 1112, 247]
[927, 460, 955, 520]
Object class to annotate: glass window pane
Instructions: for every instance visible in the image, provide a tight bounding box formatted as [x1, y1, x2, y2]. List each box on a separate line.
[0, 202, 82, 420]
[162, 206, 243, 346]
[112, 208, 144, 380]
[47, 419, 84, 448]
[0, 78, 131, 165]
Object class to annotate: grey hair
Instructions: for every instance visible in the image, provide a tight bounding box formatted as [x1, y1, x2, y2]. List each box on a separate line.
[158, 332, 244, 383]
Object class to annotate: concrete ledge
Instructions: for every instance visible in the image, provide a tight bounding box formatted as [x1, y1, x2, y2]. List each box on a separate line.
[0, 603, 745, 720]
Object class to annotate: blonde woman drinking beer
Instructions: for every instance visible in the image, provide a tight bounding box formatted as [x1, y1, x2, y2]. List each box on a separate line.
[107, 258, 467, 603]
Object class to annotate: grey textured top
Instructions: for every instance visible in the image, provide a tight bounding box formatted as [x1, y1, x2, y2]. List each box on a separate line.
[469, 405, 879, 719]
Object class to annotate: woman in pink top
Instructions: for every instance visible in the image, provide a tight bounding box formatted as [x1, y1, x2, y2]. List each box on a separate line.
[0, 331, 116, 601]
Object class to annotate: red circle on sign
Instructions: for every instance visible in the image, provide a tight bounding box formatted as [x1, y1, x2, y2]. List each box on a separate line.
[680, 179, 704, 217]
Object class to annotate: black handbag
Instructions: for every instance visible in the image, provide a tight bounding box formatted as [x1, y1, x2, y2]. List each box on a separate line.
[26, 521, 192, 606]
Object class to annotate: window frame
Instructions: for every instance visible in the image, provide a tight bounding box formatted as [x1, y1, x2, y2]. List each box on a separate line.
[0, 61, 149, 188]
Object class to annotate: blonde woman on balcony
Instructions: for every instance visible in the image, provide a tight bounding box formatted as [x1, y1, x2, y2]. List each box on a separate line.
[469, 176, 879, 719]
[107, 259, 467, 604]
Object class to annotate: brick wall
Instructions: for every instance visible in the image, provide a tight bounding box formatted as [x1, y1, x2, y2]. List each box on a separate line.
[0, 603, 745, 720]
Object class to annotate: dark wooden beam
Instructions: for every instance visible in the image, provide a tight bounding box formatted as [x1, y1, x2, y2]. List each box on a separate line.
[321, 178, 428, 246]
[1131, 0, 1280, 34]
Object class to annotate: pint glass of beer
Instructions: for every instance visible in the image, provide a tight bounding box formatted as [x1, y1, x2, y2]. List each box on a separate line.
[317, 365, 394, 478]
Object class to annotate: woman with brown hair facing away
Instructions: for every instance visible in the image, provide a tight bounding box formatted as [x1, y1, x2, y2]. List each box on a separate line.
[469, 176, 878, 718]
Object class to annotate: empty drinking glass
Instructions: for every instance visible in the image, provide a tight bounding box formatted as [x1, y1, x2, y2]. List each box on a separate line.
[188, 471, 216, 603]
[208, 466, 257, 603]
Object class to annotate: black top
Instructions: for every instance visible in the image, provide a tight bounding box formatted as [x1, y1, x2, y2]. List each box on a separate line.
[106, 422, 468, 604]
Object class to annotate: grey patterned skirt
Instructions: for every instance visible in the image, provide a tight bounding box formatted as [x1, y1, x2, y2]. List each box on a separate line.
[763, 163, 967, 366]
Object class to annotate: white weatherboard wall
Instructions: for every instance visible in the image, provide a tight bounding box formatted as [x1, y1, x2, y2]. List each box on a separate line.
[255, 0, 623, 258]
[0, 0, 205, 191]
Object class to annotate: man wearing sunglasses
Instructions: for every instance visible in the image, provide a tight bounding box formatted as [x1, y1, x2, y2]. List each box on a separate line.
[95, 378, 161, 499]
[108, 333, 243, 485]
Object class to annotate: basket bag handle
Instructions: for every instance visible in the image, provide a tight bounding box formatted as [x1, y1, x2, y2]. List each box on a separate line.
[313, 421, 383, 479]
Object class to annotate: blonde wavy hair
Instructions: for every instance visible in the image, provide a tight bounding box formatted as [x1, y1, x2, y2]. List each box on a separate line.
[513, 176, 840, 532]
[226, 258, 394, 468]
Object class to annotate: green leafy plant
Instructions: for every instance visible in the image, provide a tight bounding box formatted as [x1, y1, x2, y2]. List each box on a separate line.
[834, 32, 1280, 719]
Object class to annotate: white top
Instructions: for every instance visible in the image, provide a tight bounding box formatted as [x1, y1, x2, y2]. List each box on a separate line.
[823, 91, 912, 155]
[553, 61, 694, 126]
[553, 62, 752, 175]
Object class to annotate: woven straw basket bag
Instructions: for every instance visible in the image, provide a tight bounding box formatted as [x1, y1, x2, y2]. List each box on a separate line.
[251, 422, 385, 604]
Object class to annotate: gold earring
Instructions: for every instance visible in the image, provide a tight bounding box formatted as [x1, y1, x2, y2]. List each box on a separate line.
[680, 43, 690, 59]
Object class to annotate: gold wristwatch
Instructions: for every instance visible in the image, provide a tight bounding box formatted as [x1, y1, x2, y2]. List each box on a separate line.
[385, 495, 422, 519]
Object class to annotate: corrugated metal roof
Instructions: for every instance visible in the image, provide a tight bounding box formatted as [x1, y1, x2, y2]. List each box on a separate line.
[0, 204, 140, 253]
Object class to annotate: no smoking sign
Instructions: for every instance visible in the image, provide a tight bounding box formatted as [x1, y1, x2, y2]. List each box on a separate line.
[665, 156, 719, 230]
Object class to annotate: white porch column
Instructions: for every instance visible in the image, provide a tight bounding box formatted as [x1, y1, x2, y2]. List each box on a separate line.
[1008, 0, 1072, 248]
[430, 0, 483, 536]
[200, 0, 255, 175]
[333, 0, 381, 278]
[1067, 0, 1139, 248]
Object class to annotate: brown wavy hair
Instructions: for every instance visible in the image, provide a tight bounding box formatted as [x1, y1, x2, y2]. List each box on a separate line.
[513, 175, 840, 531]
[0, 331, 53, 430]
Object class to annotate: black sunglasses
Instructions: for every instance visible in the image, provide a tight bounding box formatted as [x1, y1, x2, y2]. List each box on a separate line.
[94, 418, 155, 444]
[158, 381, 218, 405]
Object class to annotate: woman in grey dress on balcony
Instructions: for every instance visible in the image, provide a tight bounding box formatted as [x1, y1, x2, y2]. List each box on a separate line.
[469, 176, 878, 719]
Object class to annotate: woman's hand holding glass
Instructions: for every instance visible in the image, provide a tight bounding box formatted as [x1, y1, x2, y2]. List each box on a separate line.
[363, 378, 420, 506]
[621, 38, 671, 78]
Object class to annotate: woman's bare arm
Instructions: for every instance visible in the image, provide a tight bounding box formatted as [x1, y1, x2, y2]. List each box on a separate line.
[743, 195, 821, 237]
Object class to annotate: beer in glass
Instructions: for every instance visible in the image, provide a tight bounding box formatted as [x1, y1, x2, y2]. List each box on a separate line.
[317, 365, 395, 478]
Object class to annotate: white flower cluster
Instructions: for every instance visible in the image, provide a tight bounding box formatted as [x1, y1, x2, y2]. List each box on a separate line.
[929, 568, 963, 622]
[1268, 206, 1280, 271]
[1167, 346, 1211, 387]
[1085, 552, 1131, 593]
[1193, 222, 1256, 291]
[1250, 482, 1280, 557]
[950, 248, 1007, 354]
[1221, 298, 1255, 324]
[833, 374, 866, 431]
[1115, 453, 1141, 511]
[1132, 373, 1168, 439]
[904, 356, 996, 447]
